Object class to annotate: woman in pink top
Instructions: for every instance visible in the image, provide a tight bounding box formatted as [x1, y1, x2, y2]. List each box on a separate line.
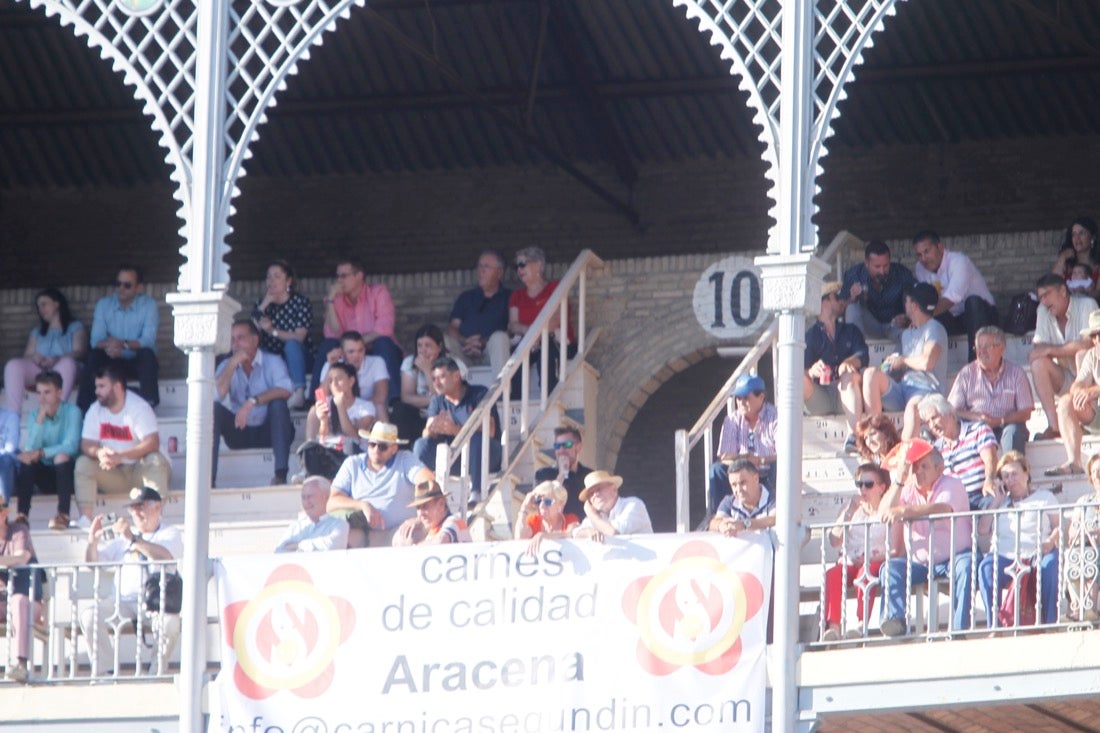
[507, 247, 575, 399]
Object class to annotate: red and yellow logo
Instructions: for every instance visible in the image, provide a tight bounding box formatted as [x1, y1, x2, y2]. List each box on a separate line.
[622, 540, 764, 676]
[223, 564, 356, 700]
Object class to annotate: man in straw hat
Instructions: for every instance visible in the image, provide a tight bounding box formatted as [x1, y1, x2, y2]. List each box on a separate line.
[804, 279, 868, 454]
[572, 470, 651, 541]
[392, 479, 471, 546]
[328, 422, 433, 548]
[1047, 308, 1100, 477]
[877, 439, 973, 636]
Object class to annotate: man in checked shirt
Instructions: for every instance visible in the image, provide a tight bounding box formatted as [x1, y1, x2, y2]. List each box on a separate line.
[707, 374, 777, 515]
[947, 325, 1033, 455]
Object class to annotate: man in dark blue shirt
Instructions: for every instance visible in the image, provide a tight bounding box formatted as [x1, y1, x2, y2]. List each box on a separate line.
[413, 357, 501, 504]
[842, 240, 916, 342]
[445, 250, 512, 378]
[805, 281, 869, 453]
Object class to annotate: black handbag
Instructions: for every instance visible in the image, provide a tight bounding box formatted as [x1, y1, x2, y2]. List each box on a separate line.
[144, 572, 183, 614]
[1003, 292, 1038, 336]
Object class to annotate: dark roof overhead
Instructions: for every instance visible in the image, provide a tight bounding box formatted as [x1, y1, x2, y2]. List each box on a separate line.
[1, 0, 1100, 188]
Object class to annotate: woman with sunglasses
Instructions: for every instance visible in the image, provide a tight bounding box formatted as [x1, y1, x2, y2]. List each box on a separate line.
[819, 463, 892, 642]
[514, 480, 579, 553]
[507, 247, 575, 399]
[3, 288, 86, 415]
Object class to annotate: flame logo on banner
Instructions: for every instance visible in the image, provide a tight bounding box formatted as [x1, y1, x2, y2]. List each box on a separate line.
[621, 540, 764, 676]
[223, 564, 356, 700]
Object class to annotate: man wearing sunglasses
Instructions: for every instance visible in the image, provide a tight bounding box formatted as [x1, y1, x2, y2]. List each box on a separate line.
[328, 422, 433, 548]
[78, 265, 160, 411]
[534, 426, 590, 517]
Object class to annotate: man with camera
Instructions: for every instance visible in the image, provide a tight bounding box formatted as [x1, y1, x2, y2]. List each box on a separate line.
[79, 485, 182, 675]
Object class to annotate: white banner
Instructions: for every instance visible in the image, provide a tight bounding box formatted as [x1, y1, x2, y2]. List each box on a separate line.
[211, 533, 772, 733]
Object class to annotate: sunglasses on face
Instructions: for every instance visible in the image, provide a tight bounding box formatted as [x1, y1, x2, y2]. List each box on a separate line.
[854, 479, 878, 490]
[553, 441, 575, 450]
[115, 281, 135, 289]
[366, 442, 389, 450]
[534, 497, 554, 507]
[514, 261, 528, 270]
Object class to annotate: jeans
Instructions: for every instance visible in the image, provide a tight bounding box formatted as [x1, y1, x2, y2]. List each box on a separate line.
[935, 295, 999, 362]
[993, 423, 1026, 456]
[311, 336, 403, 398]
[279, 340, 309, 390]
[16, 459, 74, 517]
[979, 550, 1059, 626]
[509, 340, 578, 400]
[414, 432, 501, 496]
[0, 454, 14, 503]
[880, 550, 974, 631]
[211, 399, 293, 485]
[79, 347, 159, 410]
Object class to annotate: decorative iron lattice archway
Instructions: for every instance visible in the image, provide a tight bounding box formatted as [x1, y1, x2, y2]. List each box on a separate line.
[673, 0, 903, 251]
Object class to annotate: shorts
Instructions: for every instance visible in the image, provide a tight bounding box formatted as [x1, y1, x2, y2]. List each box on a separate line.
[881, 379, 936, 412]
[804, 381, 841, 416]
[1086, 404, 1100, 435]
[327, 508, 398, 547]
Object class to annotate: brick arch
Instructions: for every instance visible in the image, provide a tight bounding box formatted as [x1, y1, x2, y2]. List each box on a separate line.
[585, 253, 770, 472]
[602, 345, 720, 472]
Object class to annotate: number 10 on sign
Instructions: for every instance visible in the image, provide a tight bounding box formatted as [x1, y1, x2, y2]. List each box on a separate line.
[692, 257, 765, 339]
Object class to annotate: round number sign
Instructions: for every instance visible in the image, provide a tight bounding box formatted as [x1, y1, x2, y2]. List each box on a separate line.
[692, 257, 766, 339]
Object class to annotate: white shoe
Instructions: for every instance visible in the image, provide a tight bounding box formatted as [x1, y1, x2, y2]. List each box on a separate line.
[287, 388, 305, 410]
[74, 515, 92, 530]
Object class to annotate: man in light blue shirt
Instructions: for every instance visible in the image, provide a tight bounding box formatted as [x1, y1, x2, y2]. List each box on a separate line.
[0, 404, 18, 506]
[212, 320, 293, 486]
[15, 371, 81, 529]
[275, 476, 349, 552]
[78, 265, 160, 410]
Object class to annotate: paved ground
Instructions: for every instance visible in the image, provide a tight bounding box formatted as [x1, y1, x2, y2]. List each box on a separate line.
[818, 699, 1100, 732]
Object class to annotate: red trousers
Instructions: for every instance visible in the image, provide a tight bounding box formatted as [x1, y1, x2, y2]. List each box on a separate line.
[823, 559, 884, 626]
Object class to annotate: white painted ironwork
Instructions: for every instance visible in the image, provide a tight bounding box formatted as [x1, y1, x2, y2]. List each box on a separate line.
[672, 0, 903, 253]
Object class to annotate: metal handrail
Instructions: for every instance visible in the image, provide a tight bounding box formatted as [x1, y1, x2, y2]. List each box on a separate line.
[673, 231, 862, 532]
[435, 249, 605, 511]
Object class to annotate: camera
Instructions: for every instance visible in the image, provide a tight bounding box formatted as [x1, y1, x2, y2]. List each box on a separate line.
[101, 513, 117, 541]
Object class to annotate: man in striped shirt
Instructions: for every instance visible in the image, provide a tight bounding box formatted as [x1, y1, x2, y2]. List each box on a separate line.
[918, 394, 999, 511]
[947, 326, 1033, 455]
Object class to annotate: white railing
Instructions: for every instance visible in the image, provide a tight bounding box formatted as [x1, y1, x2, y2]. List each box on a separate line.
[805, 502, 1096, 647]
[0, 559, 181, 683]
[435, 250, 604, 517]
[673, 231, 862, 532]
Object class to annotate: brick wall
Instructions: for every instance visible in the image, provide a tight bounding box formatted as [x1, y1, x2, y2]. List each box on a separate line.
[3, 134, 1098, 290]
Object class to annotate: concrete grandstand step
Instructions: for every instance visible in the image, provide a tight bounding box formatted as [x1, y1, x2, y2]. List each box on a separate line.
[29, 518, 293, 564]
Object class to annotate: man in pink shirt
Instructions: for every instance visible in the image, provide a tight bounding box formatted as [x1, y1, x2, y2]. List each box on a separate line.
[311, 257, 402, 399]
[878, 438, 974, 635]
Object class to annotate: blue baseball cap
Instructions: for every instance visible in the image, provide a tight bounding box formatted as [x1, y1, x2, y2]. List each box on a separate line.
[732, 374, 766, 398]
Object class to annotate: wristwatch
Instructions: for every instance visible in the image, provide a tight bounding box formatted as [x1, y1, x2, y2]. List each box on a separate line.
[248, 396, 259, 406]
[742, 517, 752, 530]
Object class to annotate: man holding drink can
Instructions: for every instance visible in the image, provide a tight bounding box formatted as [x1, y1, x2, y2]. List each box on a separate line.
[805, 280, 869, 454]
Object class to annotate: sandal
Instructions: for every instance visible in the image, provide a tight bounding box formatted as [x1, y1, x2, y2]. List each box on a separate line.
[48, 513, 69, 531]
[1044, 463, 1084, 478]
[1033, 427, 1061, 441]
